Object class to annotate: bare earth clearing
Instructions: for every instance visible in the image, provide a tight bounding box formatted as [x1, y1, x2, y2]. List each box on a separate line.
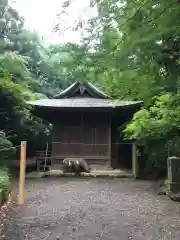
[4, 178, 180, 240]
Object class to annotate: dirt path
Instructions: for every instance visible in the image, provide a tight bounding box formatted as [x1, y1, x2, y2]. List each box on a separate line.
[3, 178, 180, 239]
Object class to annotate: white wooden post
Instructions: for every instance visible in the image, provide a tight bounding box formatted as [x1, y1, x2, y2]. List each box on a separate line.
[18, 141, 27, 204]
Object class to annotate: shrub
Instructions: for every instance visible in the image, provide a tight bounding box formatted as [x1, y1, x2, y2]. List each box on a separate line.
[124, 93, 180, 176]
[0, 131, 16, 162]
[0, 167, 11, 203]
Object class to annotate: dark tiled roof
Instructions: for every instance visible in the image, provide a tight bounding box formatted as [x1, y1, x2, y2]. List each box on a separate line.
[28, 81, 143, 109]
[28, 97, 143, 108]
[53, 82, 77, 99]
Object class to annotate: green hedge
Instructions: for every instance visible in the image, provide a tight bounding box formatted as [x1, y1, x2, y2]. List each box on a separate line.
[0, 131, 16, 160]
[0, 168, 11, 205]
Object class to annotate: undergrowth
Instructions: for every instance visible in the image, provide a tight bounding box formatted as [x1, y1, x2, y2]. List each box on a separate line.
[0, 167, 11, 204]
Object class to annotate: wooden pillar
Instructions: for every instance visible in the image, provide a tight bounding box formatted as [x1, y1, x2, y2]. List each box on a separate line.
[80, 113, 83, 155]
[36, 158, 40, 172]
[132, 142, 138, 178]
[108, 116, 111, 166]
[18, 141, 27, 205]
[110, 122, 118, 169]
[115, 124, 119, 168]
[108, 117, 111, 158]
[51, 124, 55, 166]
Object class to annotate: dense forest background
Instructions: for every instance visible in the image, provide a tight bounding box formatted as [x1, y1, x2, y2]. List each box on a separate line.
[0, 0, 180, 175]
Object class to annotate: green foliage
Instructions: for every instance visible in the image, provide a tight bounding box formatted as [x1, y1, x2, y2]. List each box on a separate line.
[0, 0, 52, 159]
[0, 79, 29, 137]
[53, 0, 180, 102]
[0, 131, 15, 161]
[124, 93, 180, 175]
[0, 77, 50, 155]
[0, 167, 11, 202]
[125, 93, 180, 143]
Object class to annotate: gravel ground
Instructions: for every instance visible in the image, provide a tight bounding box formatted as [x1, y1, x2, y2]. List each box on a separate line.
[3, 178, 180, 240]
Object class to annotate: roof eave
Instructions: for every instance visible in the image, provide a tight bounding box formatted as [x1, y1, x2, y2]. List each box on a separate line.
[27, 100, 143, 109]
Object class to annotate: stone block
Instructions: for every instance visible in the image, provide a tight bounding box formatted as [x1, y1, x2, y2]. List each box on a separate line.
[167, 156, 180, 182]
[166, 180, 180, 193]
[63, 158, 90, 173]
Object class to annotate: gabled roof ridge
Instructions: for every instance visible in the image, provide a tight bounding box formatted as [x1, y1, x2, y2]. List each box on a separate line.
[84, 81, 110, 99]
[53, 81, 79, 99]
[52, 80, 110, 99]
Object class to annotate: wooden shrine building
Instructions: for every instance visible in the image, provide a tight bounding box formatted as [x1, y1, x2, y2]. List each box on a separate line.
[28, 81, 143, 168]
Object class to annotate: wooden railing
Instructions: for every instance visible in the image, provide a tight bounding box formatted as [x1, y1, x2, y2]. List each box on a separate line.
[36, 151, 52, 171]
[51, 142, 109, 158]
[36, 151, 52, 159]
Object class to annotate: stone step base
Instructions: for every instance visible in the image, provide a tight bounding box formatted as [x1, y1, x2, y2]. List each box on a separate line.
[50, 164, 112, 171]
